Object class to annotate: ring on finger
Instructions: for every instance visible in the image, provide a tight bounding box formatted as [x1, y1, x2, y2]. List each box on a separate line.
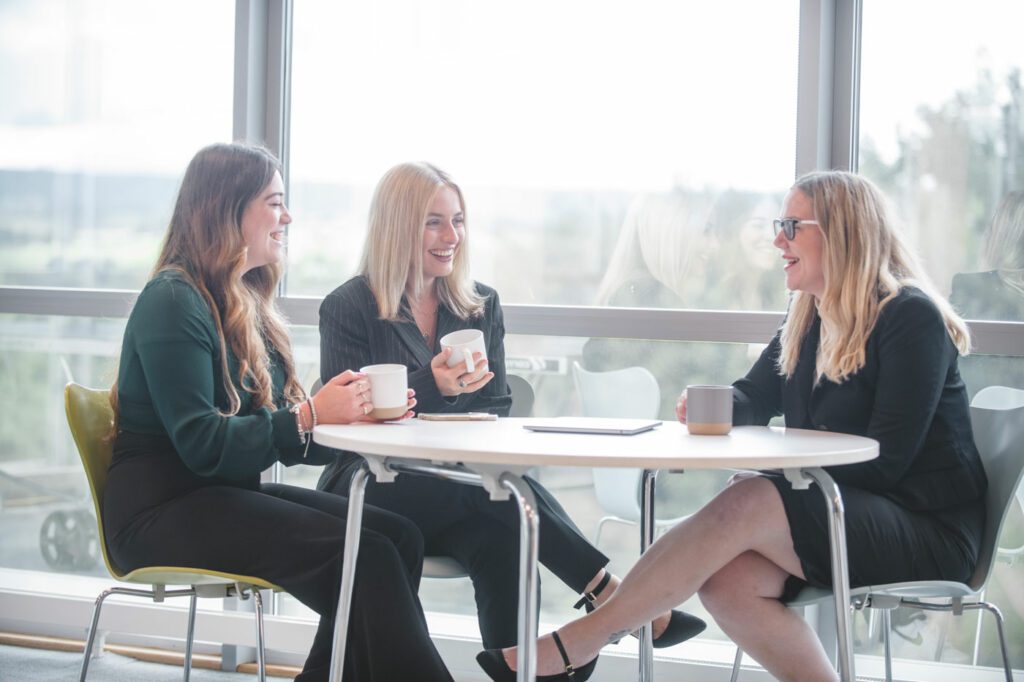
[458, 378, 466, 388]
[362, 403, 371, 415]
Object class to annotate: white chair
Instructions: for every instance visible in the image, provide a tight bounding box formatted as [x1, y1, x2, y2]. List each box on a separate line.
[571, 362, 686, 546]
[730, 385, 1024, 682]
[968, 386, 1024, 665]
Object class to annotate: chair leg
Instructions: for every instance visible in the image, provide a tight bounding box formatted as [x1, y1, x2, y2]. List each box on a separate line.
[729, 647, 743, 682]
[183, 593, 197, 682]
[80, 588, 116, 681]
[971, 602, 1013, 682]
[881, 609, 892, 682]
[595, 517, 608, 548]
[252, 589, 267, 682]
[971, 587, 987, 666]
[594, 515, 633, 548]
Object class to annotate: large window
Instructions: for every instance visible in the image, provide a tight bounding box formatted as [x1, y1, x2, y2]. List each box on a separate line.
[859, 0, 1023, 322]
[1, 1, 1022, 678]
[287, 0, 797, 314]
[0, 0, 235, 289]
[859, 0, 1024, 670]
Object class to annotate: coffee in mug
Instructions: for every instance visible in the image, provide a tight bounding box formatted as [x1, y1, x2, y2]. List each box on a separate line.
[439, 329, 487, 374]
[686, 385, 733, 435]
[359, 364, 408, 420]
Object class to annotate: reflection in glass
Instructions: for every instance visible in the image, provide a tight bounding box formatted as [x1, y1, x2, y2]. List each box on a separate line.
[289, 0, 799, 306]
[0, 314, 122, 576]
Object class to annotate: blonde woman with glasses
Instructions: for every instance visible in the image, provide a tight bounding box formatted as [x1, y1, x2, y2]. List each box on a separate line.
[479, 171, 987, 682]
[317, 162, 706, 660]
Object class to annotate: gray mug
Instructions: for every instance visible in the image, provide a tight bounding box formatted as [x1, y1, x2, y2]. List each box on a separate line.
[686, 385, 733, 435]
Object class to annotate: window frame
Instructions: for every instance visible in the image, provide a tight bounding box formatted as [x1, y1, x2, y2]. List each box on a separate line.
[1, 0, 1022, 678]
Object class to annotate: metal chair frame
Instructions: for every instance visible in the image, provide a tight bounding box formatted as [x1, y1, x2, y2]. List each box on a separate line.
[65, 382, 281, 682]
[730, 386, 1023, 682]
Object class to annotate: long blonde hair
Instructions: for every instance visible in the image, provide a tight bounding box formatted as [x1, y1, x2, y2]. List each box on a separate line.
[114, 143, 304, 420]
[983, 190, 1024, 295]
[594, 191, 713, 305]
[359, 162, 485, 320]
[778, 171, 970, 382]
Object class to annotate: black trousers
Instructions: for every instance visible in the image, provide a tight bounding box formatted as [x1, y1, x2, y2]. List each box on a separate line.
[104, 433, 452, 682]
[318, 455, 610, 648]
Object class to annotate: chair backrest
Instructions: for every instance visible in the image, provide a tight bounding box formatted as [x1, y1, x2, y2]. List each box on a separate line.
[967, 385, 1024, 590]
[64, 382, 123, 578]
[573, 362, 661, 522]
[507, 374, 535, 418]
[572, 362, 660, 419]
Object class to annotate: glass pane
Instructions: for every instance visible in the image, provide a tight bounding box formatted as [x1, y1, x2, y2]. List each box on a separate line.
[0, 0, 235, 289]
[0, 314, 123, 577]
[288, 0, 798, 312]
[859, 0, 1024, 323]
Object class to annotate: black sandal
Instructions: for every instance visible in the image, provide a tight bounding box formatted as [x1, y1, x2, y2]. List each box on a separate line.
[476, 631, 598, 681]
[574, 571, 706, 648]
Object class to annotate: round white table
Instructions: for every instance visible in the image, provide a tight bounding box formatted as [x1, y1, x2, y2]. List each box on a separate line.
[314, 419, 878, 682]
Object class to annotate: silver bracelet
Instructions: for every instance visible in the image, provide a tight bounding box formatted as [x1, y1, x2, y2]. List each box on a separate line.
[291, 403, 308, 444]
[302, 397, 318, 459]
[307, 396, 318, 431]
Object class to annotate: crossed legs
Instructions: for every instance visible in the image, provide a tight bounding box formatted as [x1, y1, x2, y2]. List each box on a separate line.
[500, 476, 838, 682]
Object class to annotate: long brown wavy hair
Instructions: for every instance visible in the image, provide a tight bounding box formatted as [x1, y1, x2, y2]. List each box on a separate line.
[112, 142, 305, 423]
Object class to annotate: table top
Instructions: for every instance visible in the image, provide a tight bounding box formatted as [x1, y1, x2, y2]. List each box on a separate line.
[313, 418, 877, 470]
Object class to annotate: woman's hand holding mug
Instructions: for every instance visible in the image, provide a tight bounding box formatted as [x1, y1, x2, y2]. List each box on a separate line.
[431, 347, 493, 396]
[317, 369, 416, 423]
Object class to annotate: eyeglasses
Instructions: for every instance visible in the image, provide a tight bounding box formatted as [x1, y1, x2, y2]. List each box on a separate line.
[772, 218, 820, 240]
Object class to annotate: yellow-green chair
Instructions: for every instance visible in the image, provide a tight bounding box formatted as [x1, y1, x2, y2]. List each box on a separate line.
[65, 382, 283, 682]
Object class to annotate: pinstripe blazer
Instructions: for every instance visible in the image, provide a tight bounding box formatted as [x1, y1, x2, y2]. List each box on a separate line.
[319, 275, 513, 416]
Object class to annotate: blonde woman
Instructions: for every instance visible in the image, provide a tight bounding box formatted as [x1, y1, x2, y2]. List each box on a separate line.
[480, 172, 987, 681]
[104, 143, 450, 682]
[317, 162, 706, 654]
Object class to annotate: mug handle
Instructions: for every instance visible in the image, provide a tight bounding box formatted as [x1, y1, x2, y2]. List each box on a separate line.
[462, 348, 475, 374]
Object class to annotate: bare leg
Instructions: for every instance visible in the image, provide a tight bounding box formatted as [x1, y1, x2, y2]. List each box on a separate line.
[502, 477, 821, 676]
[700, 551, 837, 681]
[581, 570, 673, 638]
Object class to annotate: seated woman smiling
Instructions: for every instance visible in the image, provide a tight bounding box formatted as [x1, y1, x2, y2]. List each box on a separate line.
[317, 161, 707, 653]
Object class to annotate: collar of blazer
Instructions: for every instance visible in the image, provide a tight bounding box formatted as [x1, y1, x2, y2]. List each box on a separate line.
[391, 297, 469, 369]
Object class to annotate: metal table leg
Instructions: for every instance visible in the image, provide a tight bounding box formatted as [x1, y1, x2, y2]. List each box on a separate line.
[328, 463, 370, 682]
[638, 468, 658, 682]
[800, 468, 855, 682]
[499, 473, 540, 682]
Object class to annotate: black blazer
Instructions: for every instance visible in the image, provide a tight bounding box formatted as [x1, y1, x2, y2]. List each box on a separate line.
[319, 275, 513, 416]
[733, 287, 987, 512]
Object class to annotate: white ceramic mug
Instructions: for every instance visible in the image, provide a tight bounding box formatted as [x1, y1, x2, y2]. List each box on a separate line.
[686, 385, 733, 435]
[359, 364, 408, 420]
[439, 329, 486, 374]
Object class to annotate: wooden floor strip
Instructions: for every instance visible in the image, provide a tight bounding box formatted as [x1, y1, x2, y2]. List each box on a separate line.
[0, 631, 300, 678]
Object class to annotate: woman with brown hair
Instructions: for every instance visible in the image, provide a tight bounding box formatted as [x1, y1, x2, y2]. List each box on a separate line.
[103, 143, 451, 681]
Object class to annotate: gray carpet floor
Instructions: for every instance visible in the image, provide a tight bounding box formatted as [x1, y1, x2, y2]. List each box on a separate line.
[0, 643, 279, 681]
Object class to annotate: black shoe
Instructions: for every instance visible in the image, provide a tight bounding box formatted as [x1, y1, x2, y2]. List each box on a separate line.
[573, 571, 706, 649]
[476, 631, 598, 681]
[647, 610, 707, 648]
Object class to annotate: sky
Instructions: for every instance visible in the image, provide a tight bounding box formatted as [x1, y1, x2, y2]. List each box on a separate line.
[0, 0, 1021, 193]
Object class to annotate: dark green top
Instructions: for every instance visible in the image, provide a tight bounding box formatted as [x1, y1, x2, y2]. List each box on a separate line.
[116, 270, 334, 482]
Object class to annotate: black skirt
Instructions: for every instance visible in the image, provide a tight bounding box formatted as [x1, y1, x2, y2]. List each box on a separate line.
[765, 472, 985, 602]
